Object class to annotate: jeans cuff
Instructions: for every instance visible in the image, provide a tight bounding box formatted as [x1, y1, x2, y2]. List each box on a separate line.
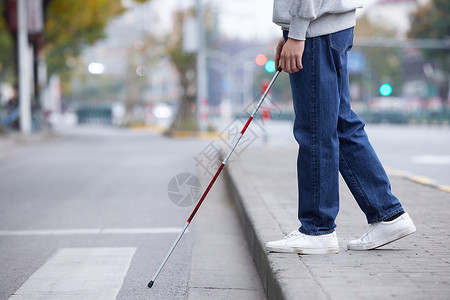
[368, 208, 405, 224]
[299, 227, 335, 236]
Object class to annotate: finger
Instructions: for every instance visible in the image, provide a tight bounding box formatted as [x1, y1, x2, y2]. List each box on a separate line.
[280, 56, 286, 73]
[275, 38, 284, 70]
[281, 49, 289, 73]
[287, 53, 300, 73]
[283, 56, 292, 73]
[289, 61, 296, 73]
[291, 56, 300, 73]
[282, 53, 289, 73]
[296, 54, 303, 70]
[275, 50, 281, 70]
[285, 56, 294, 73]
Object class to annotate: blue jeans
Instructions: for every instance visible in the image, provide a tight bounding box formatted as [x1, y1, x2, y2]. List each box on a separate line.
[284, 28, 404, 235]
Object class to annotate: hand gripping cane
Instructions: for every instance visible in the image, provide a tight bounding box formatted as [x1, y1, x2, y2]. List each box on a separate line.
[148, 67, 282, 289]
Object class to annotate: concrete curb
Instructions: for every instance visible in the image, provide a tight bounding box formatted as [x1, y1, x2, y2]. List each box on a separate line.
[224, 162, 328, 300]
[224, 169, 283, 299]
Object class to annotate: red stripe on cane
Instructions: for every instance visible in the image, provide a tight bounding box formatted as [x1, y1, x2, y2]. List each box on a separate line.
[187, 163, 225, 223]
[241, 117, 253, 134]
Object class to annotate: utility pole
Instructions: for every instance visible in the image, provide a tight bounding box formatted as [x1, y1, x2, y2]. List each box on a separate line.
[196, 0, 208, 131]
[17, 0, 32, 133]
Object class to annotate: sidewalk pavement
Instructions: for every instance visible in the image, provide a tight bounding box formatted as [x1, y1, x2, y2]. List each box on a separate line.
[224, 145, 450, 300]
[0, 131, 57, 160]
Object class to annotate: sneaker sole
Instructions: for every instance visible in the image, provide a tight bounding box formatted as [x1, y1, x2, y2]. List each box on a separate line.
[266, 245, 339, 255]
[347, 224, 416, 251]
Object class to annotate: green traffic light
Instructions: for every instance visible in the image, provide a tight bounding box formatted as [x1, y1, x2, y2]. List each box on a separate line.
[379, 84, 392, 96]
[265, 60, 276, 73]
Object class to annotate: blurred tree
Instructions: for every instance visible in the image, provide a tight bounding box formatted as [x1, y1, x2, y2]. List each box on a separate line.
[166, 9, 198, 133]
[0, 0, 149, 131]
[0, 1, 14, 83]
[44, 0, 149, 92]
[0, 1, 14, 132]
[409, 0, 450, 103]
[0, 0, 149, 90]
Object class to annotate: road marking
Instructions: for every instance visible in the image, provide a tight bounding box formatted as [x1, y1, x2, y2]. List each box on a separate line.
[412, 155, 450, 165]
[438, 186, 450, 193]
[408, 175, 436, 185]
[387, 167, 450, 194]
[9, 247, 136, 300]
[0, 227, 184, 236]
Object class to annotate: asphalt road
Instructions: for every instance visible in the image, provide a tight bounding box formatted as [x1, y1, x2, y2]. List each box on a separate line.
[244, 120, 450, 187]
[365, 124, 450, 187]
[0, 127, 210, 299]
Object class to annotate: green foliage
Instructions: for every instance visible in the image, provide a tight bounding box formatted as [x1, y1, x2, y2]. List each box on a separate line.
[409, 0, 450, 39]
[0, 0, 150, 88]
[409, 0, 450, 102]
[409, 0, 450, 72]
[44, 0, 123, 90]
[0, 1, 14, 82]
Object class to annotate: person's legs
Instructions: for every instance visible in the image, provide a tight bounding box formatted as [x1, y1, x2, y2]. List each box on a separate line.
[266, 29, 414, 254]
[264, 31, 341, 254]
[289, 27, 405, 231]
[287, 31, 341, 235]
[327, 28, 416, 250]
[330, 28, 404, 223]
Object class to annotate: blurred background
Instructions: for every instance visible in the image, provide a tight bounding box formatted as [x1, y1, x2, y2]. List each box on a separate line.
[0, 0, 449, 133]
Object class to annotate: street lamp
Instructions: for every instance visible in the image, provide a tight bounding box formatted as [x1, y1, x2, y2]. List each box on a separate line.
[88, 62, 105, 75]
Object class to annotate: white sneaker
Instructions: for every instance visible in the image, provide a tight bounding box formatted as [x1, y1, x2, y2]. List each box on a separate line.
[265, 230, 339, 254]
[347, 212, 416, 251]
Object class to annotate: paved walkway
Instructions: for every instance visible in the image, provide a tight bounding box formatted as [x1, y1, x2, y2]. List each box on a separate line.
[225, 145, 450, 300]
[0, 131, 57, 160]
[187, 168, 265, 299]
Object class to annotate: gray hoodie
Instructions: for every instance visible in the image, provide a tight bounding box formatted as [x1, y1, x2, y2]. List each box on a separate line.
[273, 0, 363, 40]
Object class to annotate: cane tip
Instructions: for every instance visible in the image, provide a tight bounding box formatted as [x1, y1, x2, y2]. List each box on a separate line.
[148, 280, 154, 288]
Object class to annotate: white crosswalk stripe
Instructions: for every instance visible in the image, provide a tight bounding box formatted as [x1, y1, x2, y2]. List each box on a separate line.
[9, 248, 136, 300]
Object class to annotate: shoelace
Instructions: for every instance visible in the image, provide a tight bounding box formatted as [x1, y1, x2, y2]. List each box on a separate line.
[284, 230, 303, 240]
[360, 223, 376, 239]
